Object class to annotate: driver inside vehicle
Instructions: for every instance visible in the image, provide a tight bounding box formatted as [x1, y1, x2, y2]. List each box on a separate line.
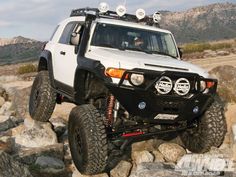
[133, 37, 144, 48]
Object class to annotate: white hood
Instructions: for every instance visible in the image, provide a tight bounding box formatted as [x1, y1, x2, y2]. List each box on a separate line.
[86, 46, 209, 78]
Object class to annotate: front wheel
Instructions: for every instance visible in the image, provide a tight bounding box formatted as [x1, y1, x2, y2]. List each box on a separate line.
[180, 99, 227, 153]
[29, 71, 56, 122]
[68, 104, 108, 175]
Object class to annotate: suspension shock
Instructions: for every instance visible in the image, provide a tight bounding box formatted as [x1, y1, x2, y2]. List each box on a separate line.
[106, 95, 115, 127]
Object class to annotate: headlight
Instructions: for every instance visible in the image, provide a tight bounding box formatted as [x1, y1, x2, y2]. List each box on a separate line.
[196, 81, 206, 91]
[130, 74, 144, 86]
[200, 81, 207, 91]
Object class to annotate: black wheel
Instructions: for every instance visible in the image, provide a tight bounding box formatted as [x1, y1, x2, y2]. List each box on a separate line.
[29, 71, 56, 122]
[68, 104, 108, 175]
[180, 99, 227, 153]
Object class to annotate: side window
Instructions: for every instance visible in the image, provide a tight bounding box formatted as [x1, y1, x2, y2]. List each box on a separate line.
[59, 22, 78, 44]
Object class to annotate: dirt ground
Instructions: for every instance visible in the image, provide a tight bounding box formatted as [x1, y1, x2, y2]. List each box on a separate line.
[189, 54, 236, 71]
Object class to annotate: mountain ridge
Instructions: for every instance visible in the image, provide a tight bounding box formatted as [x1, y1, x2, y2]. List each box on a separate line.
[0, 36, 38, 47]
[160, 2, 236, 43]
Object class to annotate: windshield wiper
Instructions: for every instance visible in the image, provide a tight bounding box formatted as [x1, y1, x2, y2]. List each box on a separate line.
[148, 51, 177, 59]
[119, 47, 153, 54]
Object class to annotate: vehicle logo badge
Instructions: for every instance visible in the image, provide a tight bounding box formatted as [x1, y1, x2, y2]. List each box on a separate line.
[155, 76, 173, 94]
[174, 78, 191, 96]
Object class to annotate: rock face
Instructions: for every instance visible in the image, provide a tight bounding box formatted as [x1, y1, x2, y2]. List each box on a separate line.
[158, 143, 186, 163]
[210, 65, 236, 103]
[0, 150, 33, 177]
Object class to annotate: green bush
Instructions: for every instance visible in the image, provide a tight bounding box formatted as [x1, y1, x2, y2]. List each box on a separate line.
[182, 42, 232, 54]
[17, 64, 37, 74]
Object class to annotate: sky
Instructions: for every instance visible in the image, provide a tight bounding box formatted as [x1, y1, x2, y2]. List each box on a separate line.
[0, 0, 235, 40]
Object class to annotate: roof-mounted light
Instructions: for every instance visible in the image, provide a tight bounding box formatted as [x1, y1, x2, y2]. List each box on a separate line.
[153, 12, 161, 23]
[136, 8, 146, 20]
[116, 5, 126, 17]
[98, 2, 109, 13]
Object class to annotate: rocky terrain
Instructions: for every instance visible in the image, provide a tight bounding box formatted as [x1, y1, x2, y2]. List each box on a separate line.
[161, 3, 236, 43]
[0, 55, 236, 177]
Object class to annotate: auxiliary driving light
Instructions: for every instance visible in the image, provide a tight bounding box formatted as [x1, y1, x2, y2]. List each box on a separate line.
[116, 5, 126, 17]
[98, 2, 109, 13]
[130, 73, 144, 86]
[153, 12, 161, 23]
[136, 8, 146, 20]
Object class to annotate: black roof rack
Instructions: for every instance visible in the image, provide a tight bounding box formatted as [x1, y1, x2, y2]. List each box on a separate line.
[70, 8, 157, 26]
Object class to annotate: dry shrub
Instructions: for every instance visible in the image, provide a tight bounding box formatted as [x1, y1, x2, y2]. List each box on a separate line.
[17, 64, 37, 74]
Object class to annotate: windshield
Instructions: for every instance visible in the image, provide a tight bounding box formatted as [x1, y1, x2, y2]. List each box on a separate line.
[91, 23, 178, 58]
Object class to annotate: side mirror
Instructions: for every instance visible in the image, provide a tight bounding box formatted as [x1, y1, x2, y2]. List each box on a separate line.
[178, 47, 183, 59]
[70, 32, 80, 46]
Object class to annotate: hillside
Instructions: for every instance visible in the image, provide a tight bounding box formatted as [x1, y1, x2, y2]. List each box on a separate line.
[0, 36, 37, 46]
[160, 3, 236, 43]
[0, 36, 43, 65]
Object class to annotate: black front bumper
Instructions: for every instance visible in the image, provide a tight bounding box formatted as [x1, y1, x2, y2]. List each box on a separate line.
[105, 69, 217, 124]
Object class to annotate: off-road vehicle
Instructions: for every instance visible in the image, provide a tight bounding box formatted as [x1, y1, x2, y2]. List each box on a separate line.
[29, 4, 227, 175]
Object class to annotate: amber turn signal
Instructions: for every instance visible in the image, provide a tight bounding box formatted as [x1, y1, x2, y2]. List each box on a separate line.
[105, 68, 128, 79]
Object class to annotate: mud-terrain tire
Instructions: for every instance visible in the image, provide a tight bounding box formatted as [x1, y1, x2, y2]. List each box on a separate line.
[29, 71, 56, 122]
[68, 104, 108, 175]
[180, 99, 227, 153]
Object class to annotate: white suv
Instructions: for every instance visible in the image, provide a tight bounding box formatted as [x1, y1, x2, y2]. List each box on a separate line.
[29, 6, 226, 175]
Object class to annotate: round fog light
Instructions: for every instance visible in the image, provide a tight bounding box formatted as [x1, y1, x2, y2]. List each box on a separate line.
[130, 74, 144, 86]
[193, 106, 199, 114]
[138, 102, 146, 110]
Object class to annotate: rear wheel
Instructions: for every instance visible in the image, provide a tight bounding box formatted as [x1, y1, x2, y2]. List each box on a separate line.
[29, 71, 56, 122]
[68, 104, 108, 175]
[180, 99, 227, 153]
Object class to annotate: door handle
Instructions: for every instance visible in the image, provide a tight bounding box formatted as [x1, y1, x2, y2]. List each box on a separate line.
[60, 51, 66, 55]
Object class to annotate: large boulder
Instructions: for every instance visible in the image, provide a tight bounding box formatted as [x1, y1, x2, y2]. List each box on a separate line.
[158, 143, 186, 163]
[210, 65, 236, 103]
[14, 117, 58, 148]
[131, 150, 154, 165]
[110, 160, 132, 177]
[0, 150, 33, 177]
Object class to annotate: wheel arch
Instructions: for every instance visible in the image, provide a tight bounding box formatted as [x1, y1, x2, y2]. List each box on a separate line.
[37, 50, 55, 88]
[74, 57, 111, 104]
